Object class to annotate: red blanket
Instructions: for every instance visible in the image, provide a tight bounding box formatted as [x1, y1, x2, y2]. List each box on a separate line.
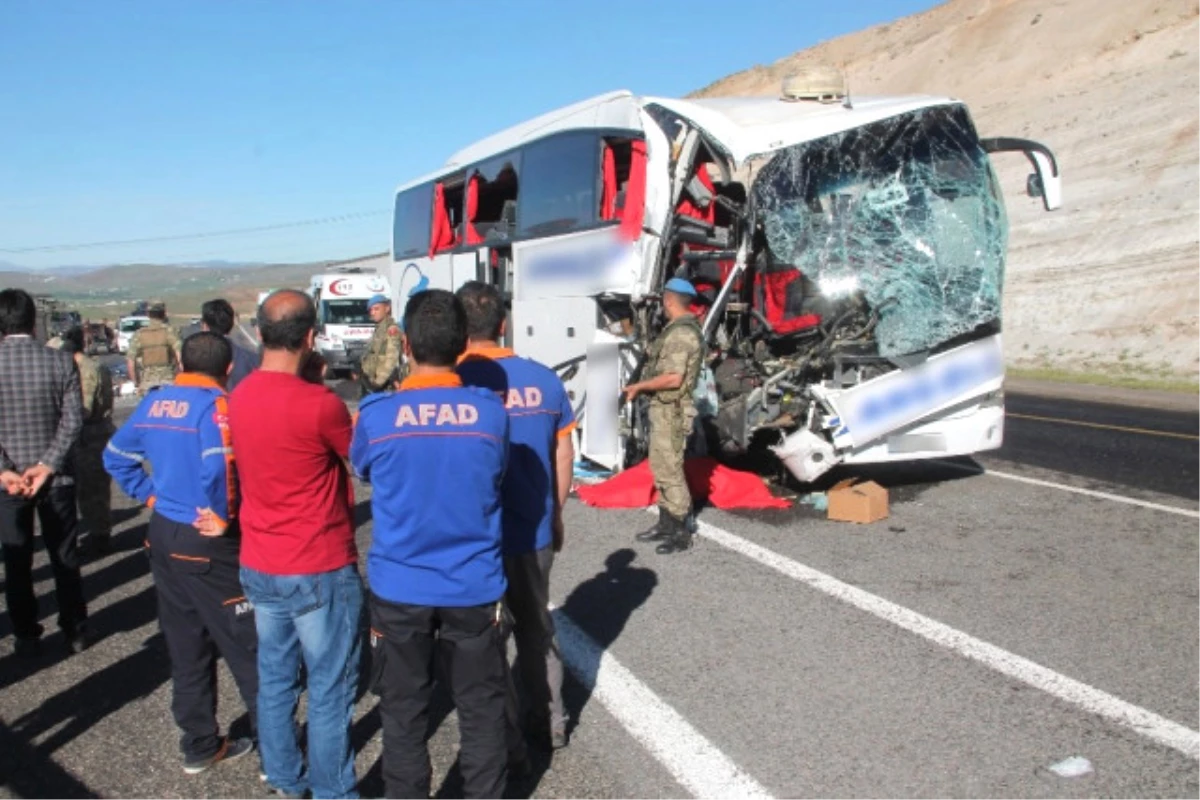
[576, 457, 790, 510]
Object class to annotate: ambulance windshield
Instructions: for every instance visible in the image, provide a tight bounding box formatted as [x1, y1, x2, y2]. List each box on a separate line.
[321, 299, 372, 326]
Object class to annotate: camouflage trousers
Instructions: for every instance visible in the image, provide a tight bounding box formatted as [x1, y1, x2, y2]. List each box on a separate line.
[138, 366, 175, 395]
[648, 401, 694, 519]
[75, 422, 114, 539]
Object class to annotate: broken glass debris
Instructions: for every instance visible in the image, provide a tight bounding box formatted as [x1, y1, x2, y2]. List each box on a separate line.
[751, 104, 1008, 357]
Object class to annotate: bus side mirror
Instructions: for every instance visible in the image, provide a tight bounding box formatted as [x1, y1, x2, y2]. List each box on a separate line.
[980, 137, 1062, 212]
[1025, 149, 1061, 211]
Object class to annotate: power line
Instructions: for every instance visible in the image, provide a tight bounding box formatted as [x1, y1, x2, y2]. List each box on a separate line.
[0, 209, 390, 254]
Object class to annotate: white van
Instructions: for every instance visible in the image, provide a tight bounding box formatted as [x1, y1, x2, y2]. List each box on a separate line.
[116, 315, 151, 354]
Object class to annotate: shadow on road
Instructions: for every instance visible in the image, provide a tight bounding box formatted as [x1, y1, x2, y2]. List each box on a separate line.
[8, 631, 171, 755]
[353, 543, 654, 800]
[0, 525, 155, 695]
[0, 718, 100, 798]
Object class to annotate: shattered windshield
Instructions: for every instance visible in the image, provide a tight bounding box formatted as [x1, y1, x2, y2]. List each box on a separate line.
[751, 104, 1007, 357]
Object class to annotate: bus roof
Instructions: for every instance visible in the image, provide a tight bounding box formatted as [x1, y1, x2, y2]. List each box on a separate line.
[392, 90, 960, 195]
[646, 93, 960, 163]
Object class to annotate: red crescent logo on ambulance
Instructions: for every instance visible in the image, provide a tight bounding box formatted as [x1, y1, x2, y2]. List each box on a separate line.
[329, 279, 354, 296]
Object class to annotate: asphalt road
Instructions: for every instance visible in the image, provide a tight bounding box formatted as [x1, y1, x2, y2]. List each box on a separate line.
[997, 392, 1198, 501]
[0, 383, 1195, 798]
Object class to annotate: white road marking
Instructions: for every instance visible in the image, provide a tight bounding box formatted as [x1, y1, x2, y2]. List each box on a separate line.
[553, 608, 774, 799]
[684, 515, 1200, 761]
[984, 467, 1200, 519]
[935, 460, 1200, 519]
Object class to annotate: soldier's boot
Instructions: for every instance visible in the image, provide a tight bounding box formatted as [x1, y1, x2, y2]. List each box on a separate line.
[655, 514, 694, 555]
[635, 508, 673, 542]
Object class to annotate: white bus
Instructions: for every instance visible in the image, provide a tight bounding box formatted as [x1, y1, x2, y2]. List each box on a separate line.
[387, 73, 1061, 481]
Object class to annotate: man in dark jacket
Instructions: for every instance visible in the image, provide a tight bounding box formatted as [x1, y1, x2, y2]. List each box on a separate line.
[0, 288, 88, 657]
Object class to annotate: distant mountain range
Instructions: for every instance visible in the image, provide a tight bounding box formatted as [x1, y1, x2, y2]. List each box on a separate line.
[0, 251, 391, 319]
[0, 259, 264, 274]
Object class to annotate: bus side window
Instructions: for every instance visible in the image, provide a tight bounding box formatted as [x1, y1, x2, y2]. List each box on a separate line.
[466, 157, 519, 245]
[600, 138, 635, 220]
[600, 137, 647, 240]
[394, 182, 434, 259]
[430, 178, 466, 256]
[518, 132, 598, 239]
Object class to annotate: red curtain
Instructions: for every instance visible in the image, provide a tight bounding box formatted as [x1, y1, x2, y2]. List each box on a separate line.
[464, 175, 482, 245]
[428, 183, 457, 257]
[600, 145, 617, 221]
[617, 141, 648, 241]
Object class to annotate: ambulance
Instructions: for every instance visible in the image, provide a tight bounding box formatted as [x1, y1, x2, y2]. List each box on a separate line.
[307, 271, 392, 376]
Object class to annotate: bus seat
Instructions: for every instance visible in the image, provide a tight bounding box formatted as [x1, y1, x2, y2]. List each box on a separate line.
[755, 269, 821, 336]
[677, 165, 716, 224]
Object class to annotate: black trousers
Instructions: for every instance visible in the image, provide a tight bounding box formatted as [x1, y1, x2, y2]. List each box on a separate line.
[147, 513, 258, 760]
[0, 485, 87, 640]
[369, 593, 508, 799]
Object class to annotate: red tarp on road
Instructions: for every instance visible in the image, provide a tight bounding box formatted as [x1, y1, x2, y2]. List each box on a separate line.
[576, 457, 790, 510]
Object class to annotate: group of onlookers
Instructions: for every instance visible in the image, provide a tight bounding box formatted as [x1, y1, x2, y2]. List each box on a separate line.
[1, 283, 575, 799]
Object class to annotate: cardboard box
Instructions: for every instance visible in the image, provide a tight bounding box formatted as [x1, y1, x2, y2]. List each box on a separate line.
[827, 479, 889, 524]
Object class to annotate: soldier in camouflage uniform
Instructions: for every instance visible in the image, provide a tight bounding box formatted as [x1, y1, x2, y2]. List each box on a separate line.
[356, 294, 404, 394]
[126, 302, 181, 395]
[622, 278, 705, 554]
[57, 328, 116, 555]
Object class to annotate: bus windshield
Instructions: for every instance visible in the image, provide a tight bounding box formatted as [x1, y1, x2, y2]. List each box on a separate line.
[751, 104, 1007, 357]
[321, 299, 372, 326]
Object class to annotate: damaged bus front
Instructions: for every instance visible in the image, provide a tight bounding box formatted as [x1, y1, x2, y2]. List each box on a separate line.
[620, 84, 1061, 482]
[385, 79, 1060, 482]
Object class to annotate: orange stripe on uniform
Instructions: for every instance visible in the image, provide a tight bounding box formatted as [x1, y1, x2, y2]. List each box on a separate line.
[169, 553, 210, 563]
[557, 420, 578, 438]
[214, 395, 238, 520]
[222, 595, 246, 606]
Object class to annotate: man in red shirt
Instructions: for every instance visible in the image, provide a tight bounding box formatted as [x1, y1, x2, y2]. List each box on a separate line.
[229, 290, 363, 800]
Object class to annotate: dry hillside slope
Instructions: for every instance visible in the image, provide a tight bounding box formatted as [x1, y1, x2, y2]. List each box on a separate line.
[695, 0, 1199, 382]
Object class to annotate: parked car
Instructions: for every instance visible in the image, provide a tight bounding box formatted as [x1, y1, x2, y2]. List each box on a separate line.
[116, 315, 151, 354]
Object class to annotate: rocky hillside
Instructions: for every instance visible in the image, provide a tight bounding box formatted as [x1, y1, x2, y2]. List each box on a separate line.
[695, 0, 1199, 382]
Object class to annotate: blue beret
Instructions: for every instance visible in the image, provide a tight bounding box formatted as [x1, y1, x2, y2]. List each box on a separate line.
[663, 277, 697, 297]
[367, 294, 390, 308]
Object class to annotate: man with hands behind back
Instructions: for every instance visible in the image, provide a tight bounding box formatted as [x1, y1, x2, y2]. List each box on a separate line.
[0, 288, 88, 658]
[104, 331, 258, 775]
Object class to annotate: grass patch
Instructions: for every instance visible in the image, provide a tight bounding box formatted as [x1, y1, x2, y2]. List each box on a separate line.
[1007, 366, 1199, 394]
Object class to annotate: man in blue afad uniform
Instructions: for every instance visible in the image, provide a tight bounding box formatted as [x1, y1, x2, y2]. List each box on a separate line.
[104, 332, 258, 776]
[351, 289, 510, 799]
[456, 281, 575, 753]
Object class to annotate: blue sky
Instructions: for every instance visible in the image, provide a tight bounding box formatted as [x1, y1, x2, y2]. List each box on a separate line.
[0, 1, 937, 269]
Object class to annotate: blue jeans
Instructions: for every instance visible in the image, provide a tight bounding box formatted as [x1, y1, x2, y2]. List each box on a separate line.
[240, 564, 364, 799]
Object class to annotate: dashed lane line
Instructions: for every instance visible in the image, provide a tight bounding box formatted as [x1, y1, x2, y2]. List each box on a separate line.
[553, 608, 774, 799]
[1007, 412, 1199, 441]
